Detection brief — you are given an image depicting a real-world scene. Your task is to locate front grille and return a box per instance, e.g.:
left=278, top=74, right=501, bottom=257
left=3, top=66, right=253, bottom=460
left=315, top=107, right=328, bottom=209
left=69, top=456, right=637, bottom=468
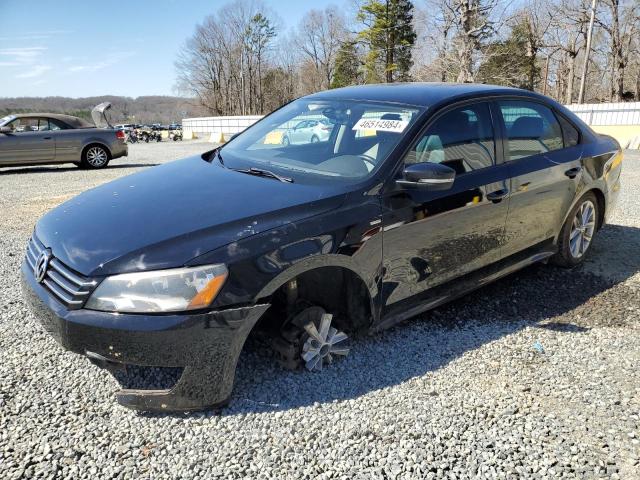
left=25, top=235, right=97, bottom=309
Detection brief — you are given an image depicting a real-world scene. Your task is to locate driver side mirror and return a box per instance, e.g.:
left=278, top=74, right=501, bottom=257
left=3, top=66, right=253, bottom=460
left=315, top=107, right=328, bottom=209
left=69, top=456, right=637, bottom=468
left=397, top=162, right=456, bottom=190
left=0, top=126, right=12, bottom=134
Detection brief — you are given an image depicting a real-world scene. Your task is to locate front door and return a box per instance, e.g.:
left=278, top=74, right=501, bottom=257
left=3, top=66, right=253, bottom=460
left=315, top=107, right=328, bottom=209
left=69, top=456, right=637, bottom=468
left=0, top=117, right=55, bottom=165
left=380, top=101, right=510, bottom=314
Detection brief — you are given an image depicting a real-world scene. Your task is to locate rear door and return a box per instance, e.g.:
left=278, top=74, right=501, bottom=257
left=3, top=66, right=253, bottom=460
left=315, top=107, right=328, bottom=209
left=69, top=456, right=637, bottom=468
left=380, top=101, right=511, bottom=312
left=496, top=99, right=582, bottom=257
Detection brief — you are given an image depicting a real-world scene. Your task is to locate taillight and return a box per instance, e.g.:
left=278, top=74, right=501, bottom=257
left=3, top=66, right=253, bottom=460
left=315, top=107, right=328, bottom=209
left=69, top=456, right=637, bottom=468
left=116, top=130, right=125, bottom=140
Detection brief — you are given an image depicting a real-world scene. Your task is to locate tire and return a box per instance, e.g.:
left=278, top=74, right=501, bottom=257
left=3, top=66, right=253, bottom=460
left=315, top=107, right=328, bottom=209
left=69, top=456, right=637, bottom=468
left=143, top=134, right=149, bottom=143
left=310, top=135, right=319, bottom=143
left=282, top=136, right=290, bottom=146
left=552, top=191, right=598, bottom=267
left=80, top=145, right=110, bottom=169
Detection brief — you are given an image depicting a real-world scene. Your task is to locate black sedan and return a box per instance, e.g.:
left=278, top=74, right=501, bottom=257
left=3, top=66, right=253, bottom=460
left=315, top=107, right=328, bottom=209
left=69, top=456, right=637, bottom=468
left=21, top=83, right=622, bottom=411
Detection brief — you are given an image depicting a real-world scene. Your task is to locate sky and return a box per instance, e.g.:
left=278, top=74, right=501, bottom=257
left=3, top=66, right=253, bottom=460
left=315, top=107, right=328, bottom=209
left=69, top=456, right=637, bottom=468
left=0, top=0, right=338, bottom=98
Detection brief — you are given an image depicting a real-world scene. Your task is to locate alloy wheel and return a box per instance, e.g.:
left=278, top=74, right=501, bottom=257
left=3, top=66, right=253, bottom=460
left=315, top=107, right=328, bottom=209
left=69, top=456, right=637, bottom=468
left=86, top=147, right=108, bottom=167
left=301, top=313, right=349, bottom=372
left=569, top=199, right=596, bottom=258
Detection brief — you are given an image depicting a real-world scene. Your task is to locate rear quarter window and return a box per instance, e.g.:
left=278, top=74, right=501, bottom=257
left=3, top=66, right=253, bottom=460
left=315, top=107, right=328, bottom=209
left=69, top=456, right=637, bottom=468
left=557, top=115, right=580, bottom=147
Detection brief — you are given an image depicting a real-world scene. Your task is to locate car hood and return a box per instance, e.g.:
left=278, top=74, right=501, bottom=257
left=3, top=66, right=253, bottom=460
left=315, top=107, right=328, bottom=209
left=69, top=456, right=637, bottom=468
left=35, top=156, right=348, bottom=276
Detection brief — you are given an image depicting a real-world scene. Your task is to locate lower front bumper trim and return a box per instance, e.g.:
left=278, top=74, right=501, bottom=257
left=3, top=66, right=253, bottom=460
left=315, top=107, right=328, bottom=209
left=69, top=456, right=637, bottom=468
left=116, top=365, right=231, bottom=412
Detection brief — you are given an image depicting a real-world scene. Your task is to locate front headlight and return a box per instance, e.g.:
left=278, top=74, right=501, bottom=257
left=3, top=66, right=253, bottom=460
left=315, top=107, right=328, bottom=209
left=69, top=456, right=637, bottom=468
left=85, top=264, right=228, bottom=313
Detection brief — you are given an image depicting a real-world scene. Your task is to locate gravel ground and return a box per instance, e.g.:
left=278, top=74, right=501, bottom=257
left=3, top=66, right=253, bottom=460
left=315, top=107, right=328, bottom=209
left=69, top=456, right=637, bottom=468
left=1, top=143, right=639, bottom=479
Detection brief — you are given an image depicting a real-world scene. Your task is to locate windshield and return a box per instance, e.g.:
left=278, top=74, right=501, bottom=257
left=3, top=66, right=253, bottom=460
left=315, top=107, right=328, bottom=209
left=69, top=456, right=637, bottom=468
left=221, top=99, right=424, bottom=183
left=0, top=115, right=16, bottom=127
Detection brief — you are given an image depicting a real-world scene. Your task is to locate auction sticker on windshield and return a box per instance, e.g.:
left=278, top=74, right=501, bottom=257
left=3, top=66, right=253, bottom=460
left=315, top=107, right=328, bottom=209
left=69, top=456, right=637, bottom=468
left=352, top=118, right=408, bottom=133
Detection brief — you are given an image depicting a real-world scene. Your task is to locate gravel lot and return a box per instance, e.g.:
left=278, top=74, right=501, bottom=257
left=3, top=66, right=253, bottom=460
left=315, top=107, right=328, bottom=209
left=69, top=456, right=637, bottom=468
left=1, top=142, right=639, bottom=479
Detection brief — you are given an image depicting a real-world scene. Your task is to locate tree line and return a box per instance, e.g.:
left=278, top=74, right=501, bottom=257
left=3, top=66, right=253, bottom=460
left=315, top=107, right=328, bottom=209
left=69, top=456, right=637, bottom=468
left=0, top=96, right=208, bottom=124
left=176, top=0, right=640, bottom=116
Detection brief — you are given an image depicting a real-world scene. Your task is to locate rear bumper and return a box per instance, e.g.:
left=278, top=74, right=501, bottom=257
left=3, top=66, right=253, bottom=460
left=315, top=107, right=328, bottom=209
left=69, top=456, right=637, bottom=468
left=111, top=142, right=128, bottom=159
left=21, top=261, right=269, bottom=411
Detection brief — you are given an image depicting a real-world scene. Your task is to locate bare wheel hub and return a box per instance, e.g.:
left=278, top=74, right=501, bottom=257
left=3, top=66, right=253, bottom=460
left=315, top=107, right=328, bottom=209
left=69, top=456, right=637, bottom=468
left=301, top=312, right=349, bottom=372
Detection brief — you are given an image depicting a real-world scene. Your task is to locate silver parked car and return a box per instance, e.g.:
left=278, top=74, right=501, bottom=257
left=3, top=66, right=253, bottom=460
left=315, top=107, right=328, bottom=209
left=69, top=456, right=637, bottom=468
left=0, top=103, right=127, bottom=169
left=281, top=118, right=333, bottom=146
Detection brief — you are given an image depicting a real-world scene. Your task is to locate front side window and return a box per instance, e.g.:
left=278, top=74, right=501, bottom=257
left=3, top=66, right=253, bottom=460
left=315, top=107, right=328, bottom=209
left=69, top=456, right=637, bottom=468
left=404, top=102, right=495, bottom=174
left=222, top=99, right=423, bottom=183
left=6, top=117, right=39, bottom=133
left=498, top=100, right=564, bottom=160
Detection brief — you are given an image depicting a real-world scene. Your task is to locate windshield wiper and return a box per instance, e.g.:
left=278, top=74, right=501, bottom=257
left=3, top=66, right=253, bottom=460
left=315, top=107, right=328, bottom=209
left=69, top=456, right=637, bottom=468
left=231, top=167, right=293, bottom=183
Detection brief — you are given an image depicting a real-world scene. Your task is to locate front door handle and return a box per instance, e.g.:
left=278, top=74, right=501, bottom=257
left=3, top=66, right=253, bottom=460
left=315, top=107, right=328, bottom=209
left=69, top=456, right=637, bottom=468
left=565, top=166, right=582, bottom=178
left=42, top=136, right=52, bottom=140
left=487, top=188, right=509, bottom=203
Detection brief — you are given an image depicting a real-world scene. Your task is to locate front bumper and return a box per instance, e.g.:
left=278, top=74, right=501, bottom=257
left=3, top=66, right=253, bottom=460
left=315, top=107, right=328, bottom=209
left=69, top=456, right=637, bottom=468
left=21, top=261, right=269, bottom=412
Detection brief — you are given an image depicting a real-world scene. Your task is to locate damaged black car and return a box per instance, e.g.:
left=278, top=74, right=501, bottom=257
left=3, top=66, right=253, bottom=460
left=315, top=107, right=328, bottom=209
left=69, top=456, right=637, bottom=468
left=22, top=83, right=622, bottom=411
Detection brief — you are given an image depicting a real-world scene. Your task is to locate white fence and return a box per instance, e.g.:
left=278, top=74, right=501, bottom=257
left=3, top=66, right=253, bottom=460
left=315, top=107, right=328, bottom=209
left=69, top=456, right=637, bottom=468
left=183, top=102, right=640, bottom=147
left=182, top=115, right=263, bottom=139
left=565, top=102, right=640, bottom=126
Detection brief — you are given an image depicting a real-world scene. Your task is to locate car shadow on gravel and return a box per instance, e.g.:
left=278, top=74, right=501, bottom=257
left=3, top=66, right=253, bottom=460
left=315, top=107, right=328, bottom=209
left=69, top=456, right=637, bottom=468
left=127, top=224, right=640, bottom=418
left=0, top=163, right=157, bottom=175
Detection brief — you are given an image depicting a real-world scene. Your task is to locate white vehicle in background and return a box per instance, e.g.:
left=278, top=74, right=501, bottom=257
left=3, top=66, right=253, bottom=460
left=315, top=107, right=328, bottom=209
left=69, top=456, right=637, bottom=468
left=281, top=118, right=333, bottom=146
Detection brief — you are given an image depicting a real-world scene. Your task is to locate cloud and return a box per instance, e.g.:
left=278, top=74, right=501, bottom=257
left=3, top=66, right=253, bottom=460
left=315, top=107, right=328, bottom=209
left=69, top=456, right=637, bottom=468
left=0, top=30, right=71, bottom=42
left=16, top=65, right=52, bottom=78
left=0, top=46, right=46, bottom=59
left=67, top=51, right=136, bottom=73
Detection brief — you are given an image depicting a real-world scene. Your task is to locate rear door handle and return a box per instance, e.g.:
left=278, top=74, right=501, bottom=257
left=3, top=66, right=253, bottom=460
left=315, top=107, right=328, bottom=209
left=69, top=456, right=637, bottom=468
left=487, top=188, right=509, bottom=203
left=565, top=166, right=582, bottom=178
left=42, top=136, right=52, bottom=140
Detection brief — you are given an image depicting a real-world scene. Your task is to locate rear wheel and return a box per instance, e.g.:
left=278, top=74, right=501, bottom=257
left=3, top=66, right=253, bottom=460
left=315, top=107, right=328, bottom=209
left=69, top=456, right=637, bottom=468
left=553, top=192, right=598, bottom=267
left=81, top=145, right=110, bottom=169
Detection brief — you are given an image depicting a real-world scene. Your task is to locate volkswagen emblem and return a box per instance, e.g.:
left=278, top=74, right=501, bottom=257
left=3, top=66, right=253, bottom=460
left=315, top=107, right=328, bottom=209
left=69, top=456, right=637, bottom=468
left=34, top=249, right=52, bottom=283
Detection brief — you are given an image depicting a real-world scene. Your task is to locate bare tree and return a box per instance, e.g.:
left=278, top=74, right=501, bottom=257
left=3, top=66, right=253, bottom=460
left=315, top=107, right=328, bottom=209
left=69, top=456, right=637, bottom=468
left=175, top=0, right=279, bottom=115
left=597, top=0, right=639, bottom=100
left=297, top=7, right=347, bottom=91
left=518, top=0, right=553, bottom=91
left=542, top=0, right=597, bottom=103
left=446, top=0, right=498, bottom=83
left=414, top=0, right=457, bottom=81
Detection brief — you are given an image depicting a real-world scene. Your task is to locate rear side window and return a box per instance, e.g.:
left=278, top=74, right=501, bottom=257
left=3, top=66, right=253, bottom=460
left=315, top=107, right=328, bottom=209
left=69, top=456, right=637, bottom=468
left=498, top=100, right=563, bottom=161
left=557, top=115, right=580, bottom=147
left=404, top=102, right=495, bottom=174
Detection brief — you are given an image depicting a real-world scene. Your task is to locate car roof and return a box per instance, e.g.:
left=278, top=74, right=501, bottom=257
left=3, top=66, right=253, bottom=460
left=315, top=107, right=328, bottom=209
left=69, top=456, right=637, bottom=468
left=9, top=112, right=94, bottom=128
left=306, top=82, right=542, bottom=108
